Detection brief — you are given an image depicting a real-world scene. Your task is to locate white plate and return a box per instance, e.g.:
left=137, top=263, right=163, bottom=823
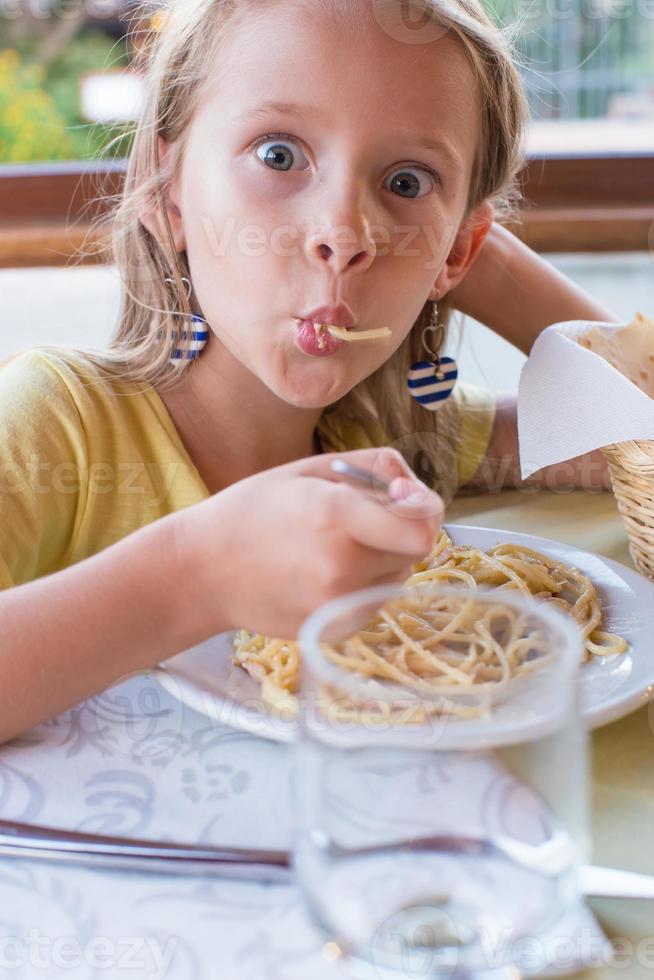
left=153, top=524, right=654, bottom=742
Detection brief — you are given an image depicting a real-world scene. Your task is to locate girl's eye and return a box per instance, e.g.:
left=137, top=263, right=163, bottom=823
left=386, top=168, right=437, bottom=199
left=254, top=136, right=310, bottom=172
left=252, top=136, right=438, bottom=197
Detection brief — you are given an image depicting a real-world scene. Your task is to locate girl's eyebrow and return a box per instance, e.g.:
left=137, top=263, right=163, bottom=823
left=404, top=134, right=461, bottom=169
left=235, top=100, right=322, bottom=122
left=236, top=101, right=461, bottom=168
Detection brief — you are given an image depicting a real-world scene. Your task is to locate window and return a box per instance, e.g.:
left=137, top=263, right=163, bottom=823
left=490, top=0, right=654, bottom=154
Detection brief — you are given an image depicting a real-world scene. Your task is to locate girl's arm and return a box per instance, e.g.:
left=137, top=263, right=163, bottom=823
left=0, top=514, right=211, bottom=746
left=0, top=447, right=442, bottom=745
left=460, top=392, right=611, bottom=494
left=449, top=223, right=622, bottom=354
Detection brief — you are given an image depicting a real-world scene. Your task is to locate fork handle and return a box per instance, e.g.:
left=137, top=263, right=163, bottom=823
left=3, top=819, right=654, bottom=899
left=0, top=818, right=292, bottom=882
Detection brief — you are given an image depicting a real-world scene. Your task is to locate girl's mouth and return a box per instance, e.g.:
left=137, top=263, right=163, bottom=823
left=293, top=319, right=348, bottom=357
left=292, top=317, right=392, bottom=357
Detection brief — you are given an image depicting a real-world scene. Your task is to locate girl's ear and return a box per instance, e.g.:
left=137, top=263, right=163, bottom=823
left=429, top=200, right=494, bottom=301
left=137, top=136, right=187, bottom=253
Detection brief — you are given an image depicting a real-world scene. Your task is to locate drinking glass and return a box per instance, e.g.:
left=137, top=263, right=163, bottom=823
left=293, top=582, right=588, bottom=980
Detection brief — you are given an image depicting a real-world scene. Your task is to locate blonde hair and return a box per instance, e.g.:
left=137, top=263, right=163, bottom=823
left=77, top=0, right=529, bottom=504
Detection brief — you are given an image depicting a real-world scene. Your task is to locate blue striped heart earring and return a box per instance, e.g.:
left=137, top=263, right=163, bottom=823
left=163, top=275, right=209, bottom=367
left=406, top=295, right=458, bottom=411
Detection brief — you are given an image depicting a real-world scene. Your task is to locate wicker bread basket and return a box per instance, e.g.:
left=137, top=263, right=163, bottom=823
left=602, top=440, right=654, bottom=579
left=577, top=313, right=654, bottom=581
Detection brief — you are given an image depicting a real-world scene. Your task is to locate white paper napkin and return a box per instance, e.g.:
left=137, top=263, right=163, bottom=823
left=517, top=319, right=654, bottom=480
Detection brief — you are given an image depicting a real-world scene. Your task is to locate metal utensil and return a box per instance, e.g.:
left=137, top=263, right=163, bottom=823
left=0, top=818, right=290, bottom=882
left=1, top=818, right=652, bottom=899
left=579, top=864, right=654, bottom=900
left=329, top=459, right=393, bottom=494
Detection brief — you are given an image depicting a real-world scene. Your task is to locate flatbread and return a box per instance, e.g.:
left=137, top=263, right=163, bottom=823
left=578, top=312, right=654, bottom=397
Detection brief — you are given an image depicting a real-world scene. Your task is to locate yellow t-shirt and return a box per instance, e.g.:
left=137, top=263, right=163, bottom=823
left=0, top=347, right=496, bottom=590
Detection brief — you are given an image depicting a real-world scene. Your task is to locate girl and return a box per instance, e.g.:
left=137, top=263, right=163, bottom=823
left=0, top=0, right=618, bottom=743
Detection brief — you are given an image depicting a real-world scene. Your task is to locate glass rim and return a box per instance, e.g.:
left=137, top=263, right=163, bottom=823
left=297, top=580, right=584, bottom=707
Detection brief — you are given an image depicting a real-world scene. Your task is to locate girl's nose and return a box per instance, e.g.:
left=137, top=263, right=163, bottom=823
left=308, top=238, right=373, bottom=274
left=304, top=188, right=378, bottom=275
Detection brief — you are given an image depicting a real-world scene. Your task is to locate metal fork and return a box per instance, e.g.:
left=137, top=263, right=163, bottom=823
left=1, top=817, right=653, bottom=899
left=329, top=458, right=393, bottom=494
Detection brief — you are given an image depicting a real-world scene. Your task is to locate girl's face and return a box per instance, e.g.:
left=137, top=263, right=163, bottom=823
left=160, top=0, right=491, bottom=409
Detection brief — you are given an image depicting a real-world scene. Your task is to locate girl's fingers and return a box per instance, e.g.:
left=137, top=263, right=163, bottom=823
left=388, top=476, right=429, bottom=501
left=290, top=445, right=443, bottom=558
left=297, top=446, right=417, bottom=489
left=334, top=481, right=443, bottom=557
left=298, top=447, right=442, bottom=519
left=353, top=545, right=418, bottom=582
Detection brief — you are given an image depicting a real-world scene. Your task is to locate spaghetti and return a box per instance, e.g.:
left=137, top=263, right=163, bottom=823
left=231, top=529, right=628, bottom=718
left=325, top=324, right=392, bottom=342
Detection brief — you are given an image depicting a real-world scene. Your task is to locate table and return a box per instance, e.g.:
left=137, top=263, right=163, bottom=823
left=0, top=489, right=651, bottom=980
left=449, top=489, right=654, bottom=980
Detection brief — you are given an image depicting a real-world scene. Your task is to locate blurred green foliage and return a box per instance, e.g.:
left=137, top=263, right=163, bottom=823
left=0, top=28, right=135, bottom=163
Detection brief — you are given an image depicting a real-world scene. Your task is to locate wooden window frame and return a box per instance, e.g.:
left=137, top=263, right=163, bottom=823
left=510, top=152, right=654, bottom=254
left=0, top=152, right=652, bottom=268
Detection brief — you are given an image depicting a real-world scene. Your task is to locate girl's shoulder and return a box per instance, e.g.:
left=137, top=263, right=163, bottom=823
left=0, top=346, right=89, bottom=434
left=0, top=346, right=204, bottom=590
left=1, top=344, right=103, bottom=400
left=0, top=345, right=156, bottom=428
left=0, top=345, right=169, bottom=487
left=0, top=347, right=104, bottom=590
left=0, top=344, right=141, bottom=393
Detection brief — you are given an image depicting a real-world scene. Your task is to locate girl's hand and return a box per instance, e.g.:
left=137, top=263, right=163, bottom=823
left=171, top=447, right=444, bottom=640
